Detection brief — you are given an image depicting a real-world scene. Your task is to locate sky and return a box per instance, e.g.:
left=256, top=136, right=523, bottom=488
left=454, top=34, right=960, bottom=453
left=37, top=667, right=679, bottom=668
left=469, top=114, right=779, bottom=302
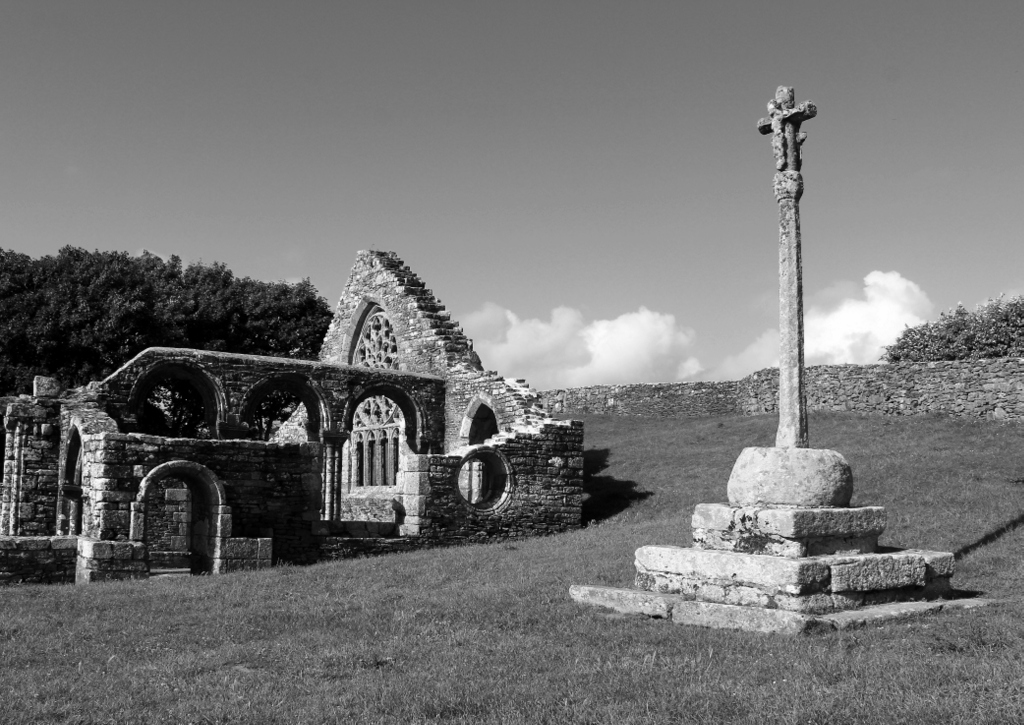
left=1, top=1, right=1022, bottom=389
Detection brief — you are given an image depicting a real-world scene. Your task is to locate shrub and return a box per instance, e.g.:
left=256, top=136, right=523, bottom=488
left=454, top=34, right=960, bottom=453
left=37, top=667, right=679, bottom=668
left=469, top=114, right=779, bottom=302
left=884, top=296, right=1024, bottom=362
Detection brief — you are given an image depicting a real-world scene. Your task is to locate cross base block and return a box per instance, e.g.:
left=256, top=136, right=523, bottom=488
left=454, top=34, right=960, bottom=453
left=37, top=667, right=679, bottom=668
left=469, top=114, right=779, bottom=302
left=691, top=503, right=887, bottom=558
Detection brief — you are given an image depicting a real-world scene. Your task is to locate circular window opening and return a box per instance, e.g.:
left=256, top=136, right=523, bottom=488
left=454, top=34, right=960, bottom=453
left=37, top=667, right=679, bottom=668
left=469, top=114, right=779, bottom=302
left=456, top=451, right=509, bottom=510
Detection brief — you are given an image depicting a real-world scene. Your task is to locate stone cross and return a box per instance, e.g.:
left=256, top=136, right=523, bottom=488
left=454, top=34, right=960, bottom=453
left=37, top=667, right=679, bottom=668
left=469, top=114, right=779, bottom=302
left=758, top=86, right=817, bottom=449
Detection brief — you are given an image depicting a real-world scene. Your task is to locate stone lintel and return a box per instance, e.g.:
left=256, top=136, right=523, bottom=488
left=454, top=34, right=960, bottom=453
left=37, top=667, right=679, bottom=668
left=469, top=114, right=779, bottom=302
left=692, top=503, right=887, bottom=539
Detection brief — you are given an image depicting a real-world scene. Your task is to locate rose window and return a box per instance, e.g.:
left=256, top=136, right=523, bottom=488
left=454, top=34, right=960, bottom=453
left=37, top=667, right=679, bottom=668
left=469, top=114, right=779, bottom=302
left=354, top=310, right=399, bottom=369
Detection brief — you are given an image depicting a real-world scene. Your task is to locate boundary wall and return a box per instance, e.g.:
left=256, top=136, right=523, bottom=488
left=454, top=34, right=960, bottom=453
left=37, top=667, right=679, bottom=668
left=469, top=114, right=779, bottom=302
left=540, top=358, right=1024, bottom=422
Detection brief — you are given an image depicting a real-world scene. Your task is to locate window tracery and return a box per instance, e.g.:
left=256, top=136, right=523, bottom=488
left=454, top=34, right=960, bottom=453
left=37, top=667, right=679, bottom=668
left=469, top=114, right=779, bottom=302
left=348, top=395, right=404, bottom=488
left=353, top=309, right=399, bottom=370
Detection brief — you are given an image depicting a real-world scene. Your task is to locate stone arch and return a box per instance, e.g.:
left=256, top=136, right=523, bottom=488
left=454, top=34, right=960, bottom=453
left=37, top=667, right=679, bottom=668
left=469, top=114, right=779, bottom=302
left=127, top=361, right=226, bottom=439
left=459, top=395, right=501, bottom=446
left=130, top=461, right=229, bottom=574
left=343, top=384, right=423, bottom=453
left=58, top=426, right=85, bottom=535
left=238, top=373, right=329, bottom=441
left=347, top=299, right=401, bottom=370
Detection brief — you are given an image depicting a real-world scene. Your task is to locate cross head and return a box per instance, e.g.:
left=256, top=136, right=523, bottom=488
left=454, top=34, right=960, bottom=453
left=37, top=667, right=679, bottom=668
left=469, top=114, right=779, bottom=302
left=757, top=86, right=817, bottom=172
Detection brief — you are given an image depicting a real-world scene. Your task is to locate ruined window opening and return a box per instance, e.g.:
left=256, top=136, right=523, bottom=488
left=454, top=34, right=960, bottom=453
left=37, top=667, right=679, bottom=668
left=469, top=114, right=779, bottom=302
left=467, top=405, right=499, bottom=445
left=250, top=388, right=304, bottom=441
left=348, top=395, right=404, bottom=488
left=456, top=451, right=509, bottom=510
left=137, top=377, right=212, bottom=439
left=60, top=432, right=85, bottom=535
left=353, top=308, right=399, bottom=369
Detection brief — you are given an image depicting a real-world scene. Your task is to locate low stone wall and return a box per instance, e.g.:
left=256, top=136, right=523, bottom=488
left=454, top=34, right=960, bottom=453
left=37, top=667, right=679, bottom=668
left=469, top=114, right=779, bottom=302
left=541, top=358, right=1024, bottom=422
left=0, top=536, right=78, bottom=584
left=543, top=381, right=739, bottom=418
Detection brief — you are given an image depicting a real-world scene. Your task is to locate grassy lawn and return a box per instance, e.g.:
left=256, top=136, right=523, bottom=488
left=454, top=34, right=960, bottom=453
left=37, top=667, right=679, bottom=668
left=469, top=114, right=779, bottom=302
left=2, top=412, right=1023, bottom=724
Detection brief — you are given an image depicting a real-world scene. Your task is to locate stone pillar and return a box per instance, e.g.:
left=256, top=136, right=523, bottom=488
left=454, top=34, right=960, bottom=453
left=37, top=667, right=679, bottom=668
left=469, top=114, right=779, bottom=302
left=774, top=170, right=807, bottom=448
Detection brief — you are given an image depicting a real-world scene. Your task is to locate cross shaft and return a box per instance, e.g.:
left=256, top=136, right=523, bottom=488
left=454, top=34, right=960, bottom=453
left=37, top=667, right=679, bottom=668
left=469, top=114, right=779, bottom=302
left=758, top=86, right=816, bottom=449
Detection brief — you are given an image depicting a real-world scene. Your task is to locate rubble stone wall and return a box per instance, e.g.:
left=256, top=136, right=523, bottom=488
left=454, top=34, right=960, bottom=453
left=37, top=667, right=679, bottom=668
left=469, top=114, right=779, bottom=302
left=80, top=432, right=321, bottom=564
left=540, top=358, right=1024, bottom=422
left=0, top=535, right=77, bottom=584
left=2, top=398, right=62, bottom=535
left=542, top=381, right=741, bottom=419
left=414, top=421, right=585, bottom=542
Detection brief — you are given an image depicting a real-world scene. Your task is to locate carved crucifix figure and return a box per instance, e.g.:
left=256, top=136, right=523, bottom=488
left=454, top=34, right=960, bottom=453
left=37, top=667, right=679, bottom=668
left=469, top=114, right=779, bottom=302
left=758, top=86, right=816, bottom=449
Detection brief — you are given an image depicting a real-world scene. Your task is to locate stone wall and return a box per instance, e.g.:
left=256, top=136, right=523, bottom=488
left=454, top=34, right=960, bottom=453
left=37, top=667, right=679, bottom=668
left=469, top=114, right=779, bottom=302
left=79, top=432, right=321, bottom=564
left=319, top=250, right=481, bottom=379
left=542, top=381, right=740, bottom=419
left=414, top=421, right=585, bottom=542
left=0, top=535, right=77, bottom=584
left=540, top=358, right=1024, bottom=422
left=2, top=397, right=61, bottom=535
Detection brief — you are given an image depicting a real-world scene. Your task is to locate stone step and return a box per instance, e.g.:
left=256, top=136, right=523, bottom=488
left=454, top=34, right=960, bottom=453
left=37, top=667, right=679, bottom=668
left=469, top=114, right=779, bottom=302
left=149, top=568, right=192, bottom=578
left=569, top=584, right=993, bottom=635
left=634, top=545, right=955, bottom=615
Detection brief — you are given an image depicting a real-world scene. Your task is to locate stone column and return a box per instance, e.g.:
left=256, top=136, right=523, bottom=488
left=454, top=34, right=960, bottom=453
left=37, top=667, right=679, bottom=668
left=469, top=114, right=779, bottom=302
left=774, top=170, right=807, bottom=448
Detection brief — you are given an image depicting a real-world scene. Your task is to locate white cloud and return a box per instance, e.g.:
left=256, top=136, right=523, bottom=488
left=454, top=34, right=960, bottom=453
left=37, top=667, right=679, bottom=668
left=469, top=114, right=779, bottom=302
left=706, top=270, right=933, bottom=380
left=805, top=270, right=933, bottom=365
left=462, top=303, right=702, bottom=389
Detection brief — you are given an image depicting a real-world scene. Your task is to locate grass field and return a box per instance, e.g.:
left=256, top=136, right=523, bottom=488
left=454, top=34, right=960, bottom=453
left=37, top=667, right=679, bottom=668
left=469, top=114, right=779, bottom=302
left=2, top=412, right=1023, bottom=724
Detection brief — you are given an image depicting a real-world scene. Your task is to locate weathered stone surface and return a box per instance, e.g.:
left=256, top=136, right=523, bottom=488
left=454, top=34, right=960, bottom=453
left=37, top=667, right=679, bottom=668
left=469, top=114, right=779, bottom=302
left=727, top=447, right=853, bottom=507
left=692, top=503, right=885, bottom=557
left=570, top=583, right=992, bottom=634
left=568, top=584, right=685, bottom=618
left=672, top=600, right=821, bottom=634
left=635, top=545, right=830, bottom=595
left=33, top=376, right=62, bottom=398
left=695, top=504, right=883, bottom=538
left=820, top=598, right=993, bottom=631
left=827, top=551, right=926, bottom=591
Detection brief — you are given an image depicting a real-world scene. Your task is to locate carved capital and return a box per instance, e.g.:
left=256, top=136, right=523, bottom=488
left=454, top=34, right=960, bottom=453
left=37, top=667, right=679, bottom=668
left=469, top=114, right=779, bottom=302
left=773, top=171, right=803, bottom=202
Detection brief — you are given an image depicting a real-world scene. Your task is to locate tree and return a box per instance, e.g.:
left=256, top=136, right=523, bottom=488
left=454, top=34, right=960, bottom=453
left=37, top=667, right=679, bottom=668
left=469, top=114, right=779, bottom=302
left=883, top=296, right=1024, bottom=363
left=0, top=247, right=333, bottom=395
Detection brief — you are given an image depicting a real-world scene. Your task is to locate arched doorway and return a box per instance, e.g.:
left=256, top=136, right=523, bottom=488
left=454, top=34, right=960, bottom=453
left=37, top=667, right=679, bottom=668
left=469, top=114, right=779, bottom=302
left=131, top=461, right=228, bottom=575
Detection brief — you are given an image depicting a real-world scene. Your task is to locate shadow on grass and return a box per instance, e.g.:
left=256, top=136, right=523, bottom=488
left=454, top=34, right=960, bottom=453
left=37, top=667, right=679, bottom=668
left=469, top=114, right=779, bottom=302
left=954, top=511, right=1024, bottom=561
left=582, top=448, right=653, bottom=525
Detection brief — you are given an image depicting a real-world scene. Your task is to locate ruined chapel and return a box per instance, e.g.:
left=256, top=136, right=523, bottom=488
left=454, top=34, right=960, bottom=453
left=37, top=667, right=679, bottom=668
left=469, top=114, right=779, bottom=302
left=0, top=251, right=585, bottom=583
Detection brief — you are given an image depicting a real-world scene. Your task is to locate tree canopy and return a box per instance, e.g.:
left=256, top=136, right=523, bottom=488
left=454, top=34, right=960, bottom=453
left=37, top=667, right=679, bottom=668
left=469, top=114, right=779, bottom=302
left=0, top=247, right=333, bottom=395
left=883, top=296, right=1024, bottom=363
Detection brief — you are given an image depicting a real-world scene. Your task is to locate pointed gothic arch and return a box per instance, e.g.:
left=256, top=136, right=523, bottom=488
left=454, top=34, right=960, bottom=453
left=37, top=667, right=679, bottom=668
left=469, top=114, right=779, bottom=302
left=347, top=300, right=400, bottom=370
